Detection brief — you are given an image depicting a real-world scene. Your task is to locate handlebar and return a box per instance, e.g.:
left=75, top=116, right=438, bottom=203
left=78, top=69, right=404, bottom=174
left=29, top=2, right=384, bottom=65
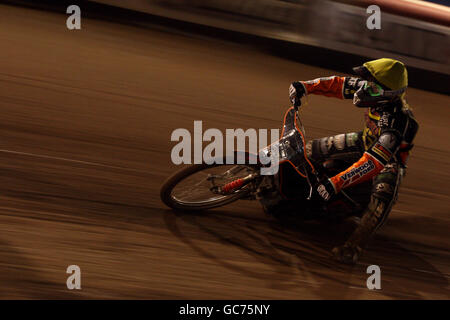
left=293, top=98, right=302, bottom=111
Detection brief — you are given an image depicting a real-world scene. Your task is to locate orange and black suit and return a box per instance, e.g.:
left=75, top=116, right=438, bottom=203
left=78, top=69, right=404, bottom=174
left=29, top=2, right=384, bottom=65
left=301, top=76, right=419, bottom=251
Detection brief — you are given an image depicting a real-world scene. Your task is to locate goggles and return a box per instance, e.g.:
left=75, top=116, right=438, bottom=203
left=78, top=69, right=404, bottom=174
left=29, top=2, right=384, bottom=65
left=364, top=82, right=384, bottom=97
left=353, top=81, right=407, bottom=108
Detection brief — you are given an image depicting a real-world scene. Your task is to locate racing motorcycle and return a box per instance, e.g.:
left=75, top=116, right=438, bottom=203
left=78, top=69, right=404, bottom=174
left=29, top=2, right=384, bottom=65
left=160, top=105, right=371, bottom=221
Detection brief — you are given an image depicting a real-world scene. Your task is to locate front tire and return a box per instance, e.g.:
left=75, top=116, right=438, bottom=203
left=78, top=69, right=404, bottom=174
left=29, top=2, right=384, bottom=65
left=160, top=152, right=259, bottom=211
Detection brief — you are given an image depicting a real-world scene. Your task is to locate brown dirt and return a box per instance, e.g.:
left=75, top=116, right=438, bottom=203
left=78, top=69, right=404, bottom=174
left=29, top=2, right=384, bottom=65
left=0, top=4, right=448, bottom=299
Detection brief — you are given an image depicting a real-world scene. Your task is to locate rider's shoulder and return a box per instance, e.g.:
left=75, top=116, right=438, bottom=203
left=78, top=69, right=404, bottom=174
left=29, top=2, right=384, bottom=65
left=385, top=99, right=416, bottom=120
left=397, top=99, right=419, bottom=130
left=388, top=99, right=419, bottom=140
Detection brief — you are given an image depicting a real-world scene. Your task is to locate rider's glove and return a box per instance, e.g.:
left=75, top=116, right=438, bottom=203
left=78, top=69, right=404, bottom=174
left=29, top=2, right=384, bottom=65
left=289, top=81, right=306, bottom=108
left=315, top=178, right=336, bottom=202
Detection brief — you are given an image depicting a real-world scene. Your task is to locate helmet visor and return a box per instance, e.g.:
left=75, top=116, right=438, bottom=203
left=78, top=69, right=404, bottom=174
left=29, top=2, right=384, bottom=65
left=364, top=82, right=384, bottom=97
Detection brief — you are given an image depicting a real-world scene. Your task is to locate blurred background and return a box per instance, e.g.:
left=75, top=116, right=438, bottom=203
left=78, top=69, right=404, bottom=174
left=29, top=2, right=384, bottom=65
left=8, top=0, right=448, bottom=92
left=0, top=0, right=448, bottom=299
left=91, top=0, right=450, bottom=92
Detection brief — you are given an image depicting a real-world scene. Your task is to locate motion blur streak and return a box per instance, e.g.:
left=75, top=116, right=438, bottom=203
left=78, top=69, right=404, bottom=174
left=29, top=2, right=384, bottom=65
left=0, top=4, right=448, bottom=299
left=0, top=149, right=151, bottom=173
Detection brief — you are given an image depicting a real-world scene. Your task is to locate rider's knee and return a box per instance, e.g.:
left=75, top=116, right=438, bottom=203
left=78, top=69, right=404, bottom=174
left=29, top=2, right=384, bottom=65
left=308, top=132, right=362, bottom=163
left=372, top=182, right=396, bottom=203
left=372, top=163, right=400, bottom=203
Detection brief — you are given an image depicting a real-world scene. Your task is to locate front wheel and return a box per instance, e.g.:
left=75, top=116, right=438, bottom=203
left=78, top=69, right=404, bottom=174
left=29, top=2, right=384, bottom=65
left=160, top=152, right=260, bottom=211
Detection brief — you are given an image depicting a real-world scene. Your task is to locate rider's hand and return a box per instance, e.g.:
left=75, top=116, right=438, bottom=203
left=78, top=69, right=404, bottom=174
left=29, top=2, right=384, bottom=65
left=289, top=81, right=306, bottom=109
left=314, top=178, right=336, bottom=202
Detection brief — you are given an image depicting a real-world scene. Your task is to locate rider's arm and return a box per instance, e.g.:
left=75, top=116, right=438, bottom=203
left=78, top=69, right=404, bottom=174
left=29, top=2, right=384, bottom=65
left=300, top=76, right=364, bottom=100
left=329, top=130, right=401, bottom=193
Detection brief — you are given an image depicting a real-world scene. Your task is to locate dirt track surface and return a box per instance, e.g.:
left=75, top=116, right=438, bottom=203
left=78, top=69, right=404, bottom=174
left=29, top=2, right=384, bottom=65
left=0, top=4, right=449, bottom=299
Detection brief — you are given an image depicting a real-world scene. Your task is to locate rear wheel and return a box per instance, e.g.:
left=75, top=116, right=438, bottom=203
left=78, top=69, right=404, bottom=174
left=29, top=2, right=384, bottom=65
left=160, top=153, right=260, bottom=211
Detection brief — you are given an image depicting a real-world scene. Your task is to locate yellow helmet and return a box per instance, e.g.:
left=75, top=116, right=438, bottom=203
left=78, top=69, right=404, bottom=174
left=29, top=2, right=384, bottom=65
left=352, top=58, right=408, bottom=107
left=362, top=58, right=408, bottom=91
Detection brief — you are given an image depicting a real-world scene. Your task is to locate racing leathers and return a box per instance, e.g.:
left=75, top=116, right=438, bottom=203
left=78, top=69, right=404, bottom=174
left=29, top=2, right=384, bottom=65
left=297, top=75, right=419, bottom=263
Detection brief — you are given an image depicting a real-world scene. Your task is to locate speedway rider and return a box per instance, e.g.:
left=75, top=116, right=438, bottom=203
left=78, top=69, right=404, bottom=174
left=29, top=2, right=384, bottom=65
left=289, top=58, right=419, bottom=264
